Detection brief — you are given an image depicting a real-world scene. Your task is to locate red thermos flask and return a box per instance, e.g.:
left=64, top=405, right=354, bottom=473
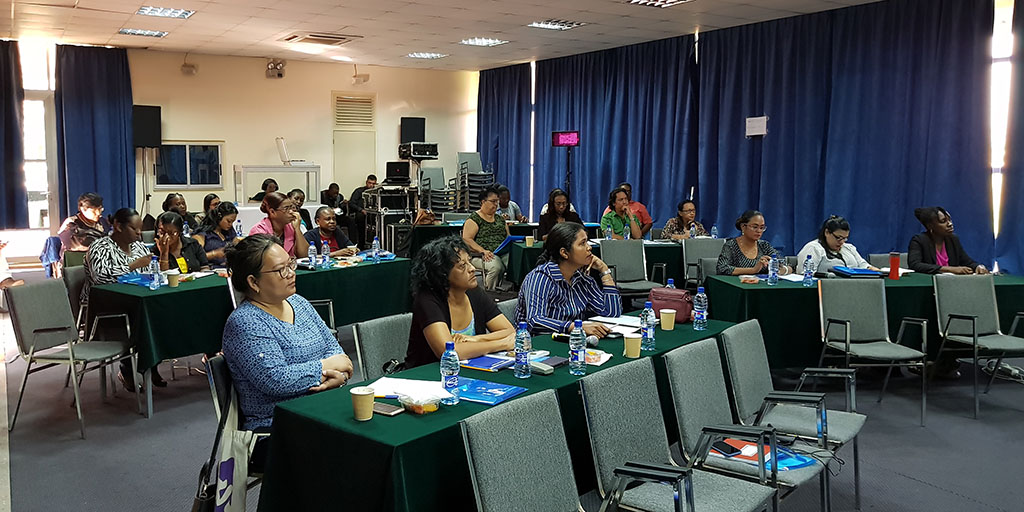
left=889, top=252, right=900, bottom=280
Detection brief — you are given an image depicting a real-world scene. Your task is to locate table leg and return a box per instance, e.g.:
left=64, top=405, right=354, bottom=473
left=144, top=368, right=153, bottom=418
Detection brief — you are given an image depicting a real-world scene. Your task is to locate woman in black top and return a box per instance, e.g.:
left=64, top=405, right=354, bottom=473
left=153, top=211, right=211, bottom=273
left=162, top=193, right=197, bottom=231
left=251, top=178, right=278, bottom=203
left=58, top=192, right=111, bottom=251
left=287, top=189, right=313, bottom=231
left=193, top=202, right=238, bottom=267
left=537, top=188, right=583, bottom=240
left=405, top=236, right=515, bottom=369
left=908, top=206, right=987, bottom=275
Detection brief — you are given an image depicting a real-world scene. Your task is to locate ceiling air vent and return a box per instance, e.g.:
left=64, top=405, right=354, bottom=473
left=280, top=32, right=361, bottom=46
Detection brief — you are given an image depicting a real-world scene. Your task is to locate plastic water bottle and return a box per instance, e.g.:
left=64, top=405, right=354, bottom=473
left=711, top=225, right=719, bottom=239
left=568, top=320, right=586, bottom=376
left=321, top=241, right=331, bottom=268
left=640, top=301, right=656, bottom=351
left=693, top=286, right=708, bottom=331
left=689, top=224, right=696, bottom=239
left=148, top=256, right=161, bottom=290
left=234, top=219, right=243, bottom=237
left=802, top=254, right=816, bottom=287
left=767, top=254, right=779, bottom=286
left=182, top=221, right=191, bottom=238
left=514, top=322, right=531, bottom=379
left=371, top=236, right=381, bottom=264
left=666, top=278, right=676, bottom=289
left=605, top=226, right=613, bottom=240
left=623, top=226, right=630, bottom=240
left=307, top=244, right=317, bottom=271
left=440, top=341, right=460, bottom=405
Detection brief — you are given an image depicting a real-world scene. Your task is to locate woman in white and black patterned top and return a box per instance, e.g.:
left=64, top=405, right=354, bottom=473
left=716, top=210, right=792, bottom=276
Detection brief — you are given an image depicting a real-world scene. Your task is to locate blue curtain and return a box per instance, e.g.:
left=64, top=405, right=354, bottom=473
left=0, top=41, right=27, bottom=229
left=823, top=0, right=994, bottom=263
left=698, top=15, right=833, bottom=254
left=55, top=45, right=135, bottom=218
left=997, top=1, right=1024, bottom=273
left=534, top=35, right=699, bottom=224
left=477, top=64, right=531, bottom=213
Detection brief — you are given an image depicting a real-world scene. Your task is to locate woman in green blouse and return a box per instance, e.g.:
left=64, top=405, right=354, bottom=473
left=462, top=185, right=511, bottom=290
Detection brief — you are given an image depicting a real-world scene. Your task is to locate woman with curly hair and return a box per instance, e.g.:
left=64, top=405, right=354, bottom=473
left=404, top=235, right=515, bottom=369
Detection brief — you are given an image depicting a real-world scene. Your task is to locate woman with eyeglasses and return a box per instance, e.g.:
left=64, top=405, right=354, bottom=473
left=58, top=192, right=111, bottom=252
left=716, top=210, right=791, bottom=276
left=537, top=188, right=582, bottom=240
left=661, top=199, right=707, bottom=240
left=153, top=211, right=211, bottom=273
left=462, top=185, right=511, bottom=290
left=908, top=206, right=988, bottom=275
left=796, top=215, right=876, bottom=272
left=222, top=234, right=353, bottom=472
left=248, top=191, right=310, bottom=258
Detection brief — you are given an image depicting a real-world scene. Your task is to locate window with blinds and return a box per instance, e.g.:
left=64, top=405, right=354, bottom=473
left=333, top=93, right=375, bottom=130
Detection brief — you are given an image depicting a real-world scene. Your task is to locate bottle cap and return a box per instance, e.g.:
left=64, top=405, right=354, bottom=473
left=445, top=341, right=454, bottom=350
left=667, top=278, right=674, bottom=284
left=806, top=254, right=812, bottom=259
left=645, top=301, right=652, bottom=307
left=151, top=255, right=158, bottom=260
left=697, top=286, right=705, bottom=293
left=574, top=319, right=583, bottom=328
left=518, top=321, right=527, bottom=330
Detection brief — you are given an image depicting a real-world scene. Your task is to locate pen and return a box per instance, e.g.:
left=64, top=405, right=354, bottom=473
left=376, top=394, right=399, bottom=399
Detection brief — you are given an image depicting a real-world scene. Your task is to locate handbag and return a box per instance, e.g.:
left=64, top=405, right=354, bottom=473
left=192, top=393, right=252, bottom=512
left=647, top=286, right=693, bottom=322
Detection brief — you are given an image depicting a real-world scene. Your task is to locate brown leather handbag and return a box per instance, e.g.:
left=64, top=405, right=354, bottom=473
left=647, top=286, right=693, bottom=322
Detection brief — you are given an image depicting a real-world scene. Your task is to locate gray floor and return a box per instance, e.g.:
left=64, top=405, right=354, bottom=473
left=3, top=308, right=1024, bottom=511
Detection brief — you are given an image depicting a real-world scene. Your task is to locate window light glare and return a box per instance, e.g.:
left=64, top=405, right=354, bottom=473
left=460, top=38, right=509, bottom=47
left=528, top=20, right=586, bottom=31
left=407, top=52, right=448, bottom=59
left=119, top=28, right=168, bottom=37
left=136, top=6, right=195, bottom=19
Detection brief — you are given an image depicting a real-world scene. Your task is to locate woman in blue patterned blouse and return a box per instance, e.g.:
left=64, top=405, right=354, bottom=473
left=222, top=234, right=353, bottom=471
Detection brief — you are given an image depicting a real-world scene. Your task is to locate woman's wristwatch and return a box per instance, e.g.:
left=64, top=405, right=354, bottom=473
left=600, top=269, right=613, bottom=278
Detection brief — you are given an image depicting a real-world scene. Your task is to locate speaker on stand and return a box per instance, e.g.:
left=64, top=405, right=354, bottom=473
left=133, top=105, right=162, bottom=216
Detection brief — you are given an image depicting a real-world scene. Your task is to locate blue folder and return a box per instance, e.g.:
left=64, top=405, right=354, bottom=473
left=455, top=377, right=527, bottom=406
left=493, top=236, right=526, bottom=256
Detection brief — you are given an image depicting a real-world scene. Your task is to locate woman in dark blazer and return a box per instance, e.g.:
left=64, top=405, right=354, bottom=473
left=907, top=206, right=988, bottom=275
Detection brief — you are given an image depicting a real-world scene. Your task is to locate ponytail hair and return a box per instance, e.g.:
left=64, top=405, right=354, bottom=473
left=537, top=222, right=585, bottom=266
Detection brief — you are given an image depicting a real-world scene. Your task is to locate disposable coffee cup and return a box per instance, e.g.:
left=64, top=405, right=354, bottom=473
left=351, top=386, right=375, bottom=421
left=525, top=235, right=535, bottom=247
left=624, top=336, right=642, bottom=358
left=660, top=309, right=676, bottom=331
left=168, top=274, right=180, bottom=288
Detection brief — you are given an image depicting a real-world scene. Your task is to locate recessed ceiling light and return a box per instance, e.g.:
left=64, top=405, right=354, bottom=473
left=460, top=37, right=509, bottom=47
left=331, top=55, right=354, bottom=62
left=289, top=43, right=325, bottom=55
left=628, top=0, right=695, bottom=7
left=119, top=28, right=168, bottom=37
left=136, top=6, right=195, bottom=19
left=528, top=19, right=587, bottom=31
left=407, top=52, right=448, bottom=59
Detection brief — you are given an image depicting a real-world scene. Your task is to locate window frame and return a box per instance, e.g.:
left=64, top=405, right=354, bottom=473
left=153, top=140, right=225, bottom=190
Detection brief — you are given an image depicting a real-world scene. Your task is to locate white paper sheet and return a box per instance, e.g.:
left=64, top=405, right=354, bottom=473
left=779, top=274, right=806, bottom=283
left=367, top=376, right=453, bottom=400
left=880, top=267, right=915, bottom=276
left=590, top=315, right=642, bottom=328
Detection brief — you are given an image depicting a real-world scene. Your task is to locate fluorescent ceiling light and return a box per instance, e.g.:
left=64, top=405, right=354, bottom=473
left=289, top=43, right=325, bottom=55
left=528, top=19, right=586, bottom=31
left=119, top=28, right=168, bottom=37
left=136, top=6, right=195, bottom=19
left=460, top=37, right=509, bottom=47
left=628, top=0, right=695, bottom=7
left=407, top=52, right=448, bottom=59
left=331, top=55, right=354, bottom=62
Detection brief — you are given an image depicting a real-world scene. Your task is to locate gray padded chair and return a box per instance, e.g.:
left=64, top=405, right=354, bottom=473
left=664, top=339, right=831, bottom=511
left=63, top=265, right=89, bottom=333
left=599, top=239, right=665, bottom=298
left=141, top=230, right=156, bottom=244
left=933, top=274, right=1024, bottom=419
left=460, top=390, right=584, bottom=512
left=683, top=238, right=726, bottom=289
left=785, top=256, right=798, bottom=270
left=205, top=354, right=268, bottom=487
left=225, top=272, right=246, bottom=310
left=442, top=212, right=472, bottom=223
left=651, top=228, right=663, bottom=240
left=353, top=312, right=414, bottom=382
left=496, top=299, right=517, bottom=323
left=5, top=279, right=140, bottom=439
left=818, top=279, right=928, bottom=425
left=867, top=252, right=908, bottom=269
left=307, top=298, right=339, bottom=340
left=720, top=320, right=866, bottom=510
left=698, top=257, right=718, bottom=287
left=579, top=358, right=776, bottom=512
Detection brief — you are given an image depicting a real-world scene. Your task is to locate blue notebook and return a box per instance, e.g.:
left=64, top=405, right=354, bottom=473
left=356, top=250, right=397, bottom=261
left=461, top=355, right=514, bottom=372
left=456, top=377, right=527, bottom=406
left=116, top=272, right=159, bottom=288
left=832, top=266, right=883, bottom=278
left=493, top=236, right=526, bottom=256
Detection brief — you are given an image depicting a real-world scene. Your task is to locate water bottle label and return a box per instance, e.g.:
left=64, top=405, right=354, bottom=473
left=695, top=311, right=706, bottom=322
left=571, top=349, right=584, bottom=362
left=443, top=375, right=459, bottom=389
left=515, top=351, right=529, bottom=365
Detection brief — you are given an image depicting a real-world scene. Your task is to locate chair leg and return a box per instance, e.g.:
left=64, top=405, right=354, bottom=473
left=820, top=464, right=832, bottom=512
left=69, top=362, right=86, bottom=439
left=973, top=343, right=979, bottom=420
left=812, top=343, right=828, bottom=392
left=130, top=354, right=143, bottom=416
left=984, top=355, right=1004, bottom=394
left=853, top=436, right=861, bottom=510
left=877, top=364, right=894, bottom=403
left=9, top=359, right=33, bottom=433
left=99, top=365, right=108, bottom=402
left=920, top=358, right=927, bottom=427
left=63, top=366, right=71, bottom=388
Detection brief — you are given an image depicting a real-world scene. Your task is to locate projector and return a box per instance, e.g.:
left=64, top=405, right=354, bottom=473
left=398, top=142, right=438, bottom=160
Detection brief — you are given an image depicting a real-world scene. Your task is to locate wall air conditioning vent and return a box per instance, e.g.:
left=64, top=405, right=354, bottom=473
left=281, top=32, right=361, bottom=46
left=333, top=94, right=375, bottom=129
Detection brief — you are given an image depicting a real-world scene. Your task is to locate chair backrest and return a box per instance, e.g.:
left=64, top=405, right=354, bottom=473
left=63, top=250, right=86, bottom=268
left=598, top=239, right=647, bottom=282
left=442, top=212, right=472, bottom=223
left=5, top=279, right=78, bottom=355
left=698, top=257, right=717, bottom=286
left=819, top=279, right=890, bottom=342
left=785, top=256, right=798, bottom=270
left=141, top=230, right=156, bottom=243
left=663, top=339, right=737, bottom=456
left=579, top=358, right=673, bottom=496
left=461, top=390, right=581, bottom=512
left=205, top=354, right=233, bottom=421
left=651, top=228, right=663, bottom=240
left=353, top=312, right=414, bottom=381
left=496, top=299, right=517, bottom=323
left=719, top=320, right=776, bottom=422
left=307, top=299, right=336, bottom=329
left=62, top=265, right=88, bottom=322
left=225, top=273, right=245, bottom=310
left=934, top=274, right=1000, bottom=336
left=868, top=252, right=908, bottom=269
left=683, top=238, right=726, bottom=280
left=421, top=167, right=445, bottom=191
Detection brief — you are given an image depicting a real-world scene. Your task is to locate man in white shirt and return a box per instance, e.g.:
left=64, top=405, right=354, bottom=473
left=496, top=185, right=527, bottom=223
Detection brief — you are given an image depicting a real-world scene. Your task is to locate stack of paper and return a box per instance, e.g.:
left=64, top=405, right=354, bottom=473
left=367, top=376, right=452, bottom=400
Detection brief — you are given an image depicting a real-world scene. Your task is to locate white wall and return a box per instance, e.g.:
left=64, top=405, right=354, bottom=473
left=128, top=50, right=478, bottom=216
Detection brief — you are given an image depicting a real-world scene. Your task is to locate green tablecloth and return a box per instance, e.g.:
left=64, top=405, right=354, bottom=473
left=88, top=259, right=413, bottom=371
left=703, top=273, right=1024, bottom=369
left=507, top=241, right=685, bottom=286
left=258, top=319, right=733, bottom=512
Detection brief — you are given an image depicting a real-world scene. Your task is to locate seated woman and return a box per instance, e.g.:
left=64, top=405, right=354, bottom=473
left=537, top=188, right=582, bottom=240
left=599, top=187, right=642, bottom=240
left=83, top=208, right=155, bottom=388
left=405, top=236, right=516, bottom=369
left=192, top=202, right=238, bottom=267
left=58, top=192, right=111, bottom=252
left=462, top=185, right=510, bottom=290
left=0, top=241, right=24, bottom=290
left=161, top=193, right=197, bottom=232
left=908, top=206, right=988, bottom=275
left=222, top=235, right=353, bottom=471
left=303, top=207, right=358, bottom=258
left=153, top=211, right=211, bottom=273
left=250, top=178, right=278, bottom=203
left=287, top=188, right=313, bottom=232
left=248, top=192, right=310, bottom=258
left=716, top=210, right=791, bottom=276
left=796, top=215, right=875, bottom=272
left=662, top=200, right=707, bottom=240
left=196, top=193, right=221, bottom=224
left=515, top=222, right=620, bottom=338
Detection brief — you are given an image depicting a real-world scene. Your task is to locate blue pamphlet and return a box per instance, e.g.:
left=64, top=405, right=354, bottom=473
left=456, top=377, right=527, bottom=406
left=116, top=272, right=158, bottom=288
left=356, top=250, right=397, bottom=261
left=832, top=266, right=883, bottom=278
left=493, top=236, right=526, bottom=256
left=461, top=356, right=514, bottom=372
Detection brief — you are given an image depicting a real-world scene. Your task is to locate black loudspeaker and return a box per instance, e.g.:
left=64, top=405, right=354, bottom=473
left=400, top=117, right=425, bottom=144
left=133, top=105, right=162, bottom=147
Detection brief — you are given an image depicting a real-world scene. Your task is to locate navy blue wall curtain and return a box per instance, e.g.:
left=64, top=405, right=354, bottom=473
left=698, top=15, right=833, bottom=254
left=823, top=0, right=994, bottom=263
left=477, top=63, right=531, bottom=210
left=997, top=1, right=1024, bottom=273
left=0, top=41, right=28, bottom=229
left=534, top=35, right=698, bottom=223
left=55, top=45, right=135, bottom=218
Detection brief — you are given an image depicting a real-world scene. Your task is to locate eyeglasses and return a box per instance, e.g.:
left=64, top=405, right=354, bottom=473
left=829, top=232, right=849, bottom=242
left=261, top=258, right=297, bottom=279
left=680, top=209, right=696, bottom=214
left=744, top=224, right=767, bottom=232
left=279, top=204, right=297, bottom=212
left=483, top=198, right=500, bottom=205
